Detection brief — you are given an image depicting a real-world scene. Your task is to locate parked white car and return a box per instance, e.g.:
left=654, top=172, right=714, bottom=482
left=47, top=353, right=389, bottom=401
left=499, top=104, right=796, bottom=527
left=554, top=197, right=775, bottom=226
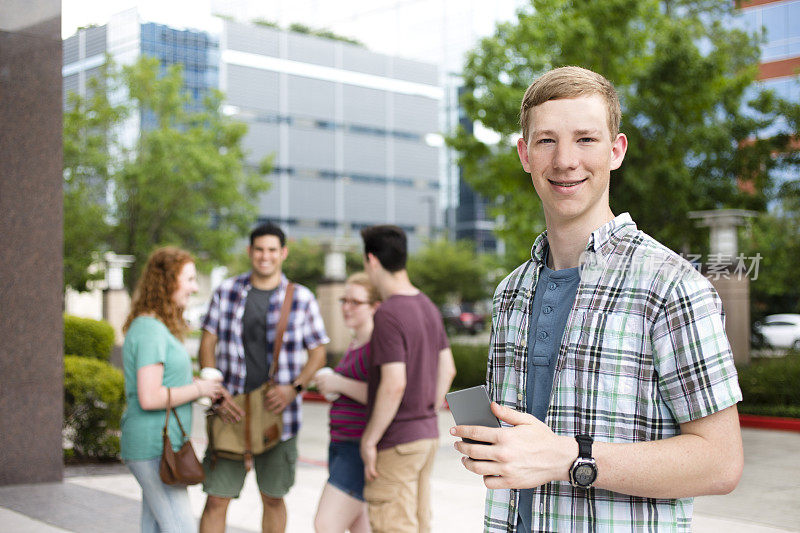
left=755, top=314, right=800, bottom=350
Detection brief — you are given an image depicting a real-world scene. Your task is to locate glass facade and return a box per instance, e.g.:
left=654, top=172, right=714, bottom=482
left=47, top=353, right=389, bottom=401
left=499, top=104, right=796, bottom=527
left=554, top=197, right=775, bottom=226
left=737, top=0, right=800, bottom=62
left=139, top=22, right=218, bottom=128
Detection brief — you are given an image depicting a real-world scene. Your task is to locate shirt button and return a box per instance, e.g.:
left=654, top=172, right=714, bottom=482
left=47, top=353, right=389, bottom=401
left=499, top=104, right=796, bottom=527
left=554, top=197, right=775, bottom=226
left=543, top=305, right=552, bottom=314
left=537, top=331, right=548, bottom=340
left=548, top=282, right=557, bottom=290
left=517, top=393, right=524, bottom=402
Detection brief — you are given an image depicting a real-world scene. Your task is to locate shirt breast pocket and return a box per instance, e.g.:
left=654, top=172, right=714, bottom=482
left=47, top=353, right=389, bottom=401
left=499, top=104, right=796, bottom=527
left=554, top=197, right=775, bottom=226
left=571, top=311, right=655, bottom=440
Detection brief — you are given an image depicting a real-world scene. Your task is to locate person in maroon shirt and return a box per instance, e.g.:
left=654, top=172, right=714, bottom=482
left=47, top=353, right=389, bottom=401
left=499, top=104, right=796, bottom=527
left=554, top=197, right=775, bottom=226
left=359, top=225, right=457, bottom=533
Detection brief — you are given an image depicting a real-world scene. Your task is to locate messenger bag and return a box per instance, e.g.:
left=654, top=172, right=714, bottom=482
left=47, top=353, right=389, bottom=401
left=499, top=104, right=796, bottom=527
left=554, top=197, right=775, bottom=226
left=206, top=282, right=295, bottom=471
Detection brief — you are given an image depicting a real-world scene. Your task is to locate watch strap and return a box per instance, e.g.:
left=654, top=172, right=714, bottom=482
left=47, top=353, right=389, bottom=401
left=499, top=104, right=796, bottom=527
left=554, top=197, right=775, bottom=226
left=576, top=434, right=593, bottom=458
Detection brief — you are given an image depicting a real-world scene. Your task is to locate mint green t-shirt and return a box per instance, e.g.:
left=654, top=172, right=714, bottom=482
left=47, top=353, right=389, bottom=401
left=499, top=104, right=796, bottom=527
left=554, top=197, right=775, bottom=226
left=120, top=316, right=193, bottom=461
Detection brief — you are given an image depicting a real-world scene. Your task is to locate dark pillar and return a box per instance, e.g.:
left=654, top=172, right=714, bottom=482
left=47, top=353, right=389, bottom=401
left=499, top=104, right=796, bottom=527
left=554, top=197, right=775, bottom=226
left=0, top=0, right=64, bottom=485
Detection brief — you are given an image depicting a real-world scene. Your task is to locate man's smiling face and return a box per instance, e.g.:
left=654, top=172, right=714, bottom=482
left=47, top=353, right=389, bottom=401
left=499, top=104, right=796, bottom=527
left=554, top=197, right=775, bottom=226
left=517, top=94, right=627, bottom=229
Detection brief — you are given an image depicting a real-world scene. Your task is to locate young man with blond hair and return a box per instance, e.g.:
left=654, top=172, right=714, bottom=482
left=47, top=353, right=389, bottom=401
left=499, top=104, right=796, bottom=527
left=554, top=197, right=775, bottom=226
left=451, top=66, right=743, bottom=532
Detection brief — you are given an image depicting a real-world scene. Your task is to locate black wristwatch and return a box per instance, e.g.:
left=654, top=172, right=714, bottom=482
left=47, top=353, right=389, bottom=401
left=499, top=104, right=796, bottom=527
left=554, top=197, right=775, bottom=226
left=569, top=434, right=597, bottom=489
left=293, top=382, right=304, bottom=394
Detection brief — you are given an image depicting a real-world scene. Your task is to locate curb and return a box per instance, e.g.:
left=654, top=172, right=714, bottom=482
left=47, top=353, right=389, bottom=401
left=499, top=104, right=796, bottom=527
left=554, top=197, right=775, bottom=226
left=739, top=414, right=800, bottom=432
left=302, top=391, right=328, bottom=403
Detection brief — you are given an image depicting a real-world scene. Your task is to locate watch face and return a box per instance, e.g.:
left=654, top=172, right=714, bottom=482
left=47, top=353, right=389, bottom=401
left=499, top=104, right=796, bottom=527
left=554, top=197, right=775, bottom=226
left=574, top=464, right=596, bottom=486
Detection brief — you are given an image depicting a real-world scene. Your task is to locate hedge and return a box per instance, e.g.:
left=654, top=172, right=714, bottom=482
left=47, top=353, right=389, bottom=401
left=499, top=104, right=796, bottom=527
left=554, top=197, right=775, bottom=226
left=63, top=355, right=125, bottom=460
left=64, top=314, right=115, bottom=361
left=737, top=350, right=800, bottom=419
left=451, top=343, right=489, bottom=390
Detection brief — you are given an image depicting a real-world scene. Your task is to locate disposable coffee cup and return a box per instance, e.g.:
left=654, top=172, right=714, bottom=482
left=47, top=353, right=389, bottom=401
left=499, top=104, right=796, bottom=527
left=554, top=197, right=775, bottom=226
left=198, top=367, right=224, bottom=405
left=200, top=367, right=223, bottom=382
left=313, top=367, right=340, bottom=402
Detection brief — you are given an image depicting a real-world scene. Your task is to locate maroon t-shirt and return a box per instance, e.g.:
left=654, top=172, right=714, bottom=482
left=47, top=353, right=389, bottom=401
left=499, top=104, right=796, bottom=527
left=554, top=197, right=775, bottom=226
left=367, top=292, right=449, bottom=450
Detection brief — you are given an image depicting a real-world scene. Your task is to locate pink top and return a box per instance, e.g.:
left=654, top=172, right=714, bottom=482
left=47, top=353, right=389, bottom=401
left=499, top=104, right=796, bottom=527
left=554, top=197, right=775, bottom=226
left=328, top=342, right=370, bottom=442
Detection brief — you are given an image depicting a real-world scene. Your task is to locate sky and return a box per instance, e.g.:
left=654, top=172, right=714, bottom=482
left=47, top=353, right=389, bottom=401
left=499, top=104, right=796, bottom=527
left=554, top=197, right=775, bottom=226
left=62, top=0, right=522, bottom=69
left=62, top=0, right=218, bottom=38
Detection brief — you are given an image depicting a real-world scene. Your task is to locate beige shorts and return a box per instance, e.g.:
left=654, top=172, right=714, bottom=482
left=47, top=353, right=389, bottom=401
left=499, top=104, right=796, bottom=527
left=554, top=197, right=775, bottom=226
left=363, top=438, right=438, bottom=533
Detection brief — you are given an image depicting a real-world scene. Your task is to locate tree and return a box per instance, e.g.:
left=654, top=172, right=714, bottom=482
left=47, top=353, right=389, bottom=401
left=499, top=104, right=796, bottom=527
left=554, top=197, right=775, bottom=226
left=63, top=63, right=126, bottom=291
left=407, top=239, right=497, bottom=307
left=450, top=0, right=791, bottom=263
left=228, top=238, right=364, bottom=293
left=741, top=211, right=800, bottom=321
left=63, top=56, right=271, bottom=288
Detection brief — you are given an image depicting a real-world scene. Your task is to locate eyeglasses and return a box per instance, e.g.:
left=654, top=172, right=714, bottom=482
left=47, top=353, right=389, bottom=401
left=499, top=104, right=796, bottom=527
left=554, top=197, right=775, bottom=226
left=339, top=297, right=370, bottom=306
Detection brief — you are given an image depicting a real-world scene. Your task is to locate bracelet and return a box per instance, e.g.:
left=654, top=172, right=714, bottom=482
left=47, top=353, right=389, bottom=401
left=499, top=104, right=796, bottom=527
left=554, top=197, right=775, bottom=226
left=195, top=382, right=203, bottom=398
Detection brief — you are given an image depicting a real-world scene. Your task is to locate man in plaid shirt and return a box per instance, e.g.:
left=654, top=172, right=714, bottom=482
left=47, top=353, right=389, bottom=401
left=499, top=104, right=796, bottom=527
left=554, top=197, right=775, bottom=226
left=451, top=67, right=743, bottom=532
left=198, top=223, right=329, bottom=533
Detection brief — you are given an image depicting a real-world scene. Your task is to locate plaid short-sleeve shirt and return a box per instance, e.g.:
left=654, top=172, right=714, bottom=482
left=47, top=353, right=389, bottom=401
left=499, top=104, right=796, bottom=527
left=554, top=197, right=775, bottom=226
left=202, top=272, right=329, bottom=440
left=485, top=213, right=742, bottom=533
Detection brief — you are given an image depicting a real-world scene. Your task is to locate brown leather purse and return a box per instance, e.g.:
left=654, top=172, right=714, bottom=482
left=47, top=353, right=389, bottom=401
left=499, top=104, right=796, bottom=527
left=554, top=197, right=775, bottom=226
left=159, top=388, right=205, bottom=485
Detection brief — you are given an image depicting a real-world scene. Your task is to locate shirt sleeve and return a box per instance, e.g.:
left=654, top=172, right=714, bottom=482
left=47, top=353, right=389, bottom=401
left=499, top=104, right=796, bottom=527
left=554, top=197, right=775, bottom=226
left=301, top=293, right=330, bottom=350
left=132, top=326, right=169, bottom=369
left=371, top=308, right=407, bottom=366
left=202, top=288, right=221, bottom=336
left=651, top=272, right=742, bottom=423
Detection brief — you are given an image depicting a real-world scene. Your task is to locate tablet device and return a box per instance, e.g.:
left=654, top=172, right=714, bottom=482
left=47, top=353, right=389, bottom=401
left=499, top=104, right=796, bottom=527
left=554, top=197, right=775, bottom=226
left=446, top=385, right=500, bottom=445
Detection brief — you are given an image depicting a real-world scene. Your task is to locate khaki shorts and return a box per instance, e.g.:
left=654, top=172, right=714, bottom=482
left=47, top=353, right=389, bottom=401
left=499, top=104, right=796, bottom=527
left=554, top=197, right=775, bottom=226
left=364, top=438, right=438, bottom=533
left=202, top=437, right=298, bottom=499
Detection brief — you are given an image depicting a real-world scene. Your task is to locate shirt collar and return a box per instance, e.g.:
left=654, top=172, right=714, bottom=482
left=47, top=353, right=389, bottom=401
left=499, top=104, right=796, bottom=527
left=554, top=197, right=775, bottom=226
left=530, top=212, right=636, bottom=263
left=241, top=272, right=289, bottom=292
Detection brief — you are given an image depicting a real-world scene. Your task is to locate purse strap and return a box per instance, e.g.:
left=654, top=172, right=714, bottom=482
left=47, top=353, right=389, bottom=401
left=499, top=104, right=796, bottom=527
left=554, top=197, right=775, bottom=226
left=267, top=282, right=295, bottom=381
left=162, top=388, right=189, bottom=440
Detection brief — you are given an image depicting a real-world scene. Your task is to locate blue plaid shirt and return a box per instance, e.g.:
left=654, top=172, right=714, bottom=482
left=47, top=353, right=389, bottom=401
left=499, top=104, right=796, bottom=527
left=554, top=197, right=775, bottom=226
left=202, top=272, right=329, bottom=440
left=484, top=213, right=742, bottom=532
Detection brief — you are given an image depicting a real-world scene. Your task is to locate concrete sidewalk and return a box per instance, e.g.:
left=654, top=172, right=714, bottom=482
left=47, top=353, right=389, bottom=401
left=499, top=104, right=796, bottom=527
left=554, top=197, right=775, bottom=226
left=1, top=401, right=798, bottom=532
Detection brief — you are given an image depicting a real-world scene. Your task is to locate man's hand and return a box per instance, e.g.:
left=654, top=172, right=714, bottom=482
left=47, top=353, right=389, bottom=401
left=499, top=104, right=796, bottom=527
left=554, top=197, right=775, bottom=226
left=265, top=384, right=297, bottom=413
left=360, top=439, right=379, bottom=482
left=450, top=402, right=577, bottom=490
left=214, top=388, right=245, bottom=423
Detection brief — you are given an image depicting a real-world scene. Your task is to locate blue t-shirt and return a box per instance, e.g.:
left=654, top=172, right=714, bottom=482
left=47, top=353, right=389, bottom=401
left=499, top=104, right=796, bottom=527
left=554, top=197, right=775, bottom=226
left=120, top=316, right=193, bottom=461
left=518, top=252, right=581, bottom=533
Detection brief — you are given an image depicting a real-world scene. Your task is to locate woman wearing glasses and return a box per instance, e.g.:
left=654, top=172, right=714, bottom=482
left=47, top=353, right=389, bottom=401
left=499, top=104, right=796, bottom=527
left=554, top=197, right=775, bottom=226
left=313, top=272, right=380, bottom=533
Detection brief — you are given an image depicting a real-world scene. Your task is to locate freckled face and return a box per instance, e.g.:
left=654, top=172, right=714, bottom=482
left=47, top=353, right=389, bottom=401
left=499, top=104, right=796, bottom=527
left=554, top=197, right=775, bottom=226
left=517, top=95, right=627, bottom=229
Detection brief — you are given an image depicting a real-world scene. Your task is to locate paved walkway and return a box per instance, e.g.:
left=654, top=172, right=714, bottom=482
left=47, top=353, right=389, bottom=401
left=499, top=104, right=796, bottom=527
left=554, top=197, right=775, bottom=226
left=1, top=401, right=798, bottom=532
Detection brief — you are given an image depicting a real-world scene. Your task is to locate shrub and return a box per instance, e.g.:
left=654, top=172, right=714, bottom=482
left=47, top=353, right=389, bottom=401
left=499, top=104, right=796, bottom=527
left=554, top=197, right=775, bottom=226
left=64, top=355, right=125, bottom=460
left=64, top=314, right=116, bottom=361
left=451, top=343, right=489, bottom=390
left=737, top=351, right=800, bottom=418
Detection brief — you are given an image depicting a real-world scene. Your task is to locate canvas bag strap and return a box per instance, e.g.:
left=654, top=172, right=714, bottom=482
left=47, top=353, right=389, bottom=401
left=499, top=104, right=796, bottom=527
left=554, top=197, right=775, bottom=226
left=268, top=282, right=295, bottom=381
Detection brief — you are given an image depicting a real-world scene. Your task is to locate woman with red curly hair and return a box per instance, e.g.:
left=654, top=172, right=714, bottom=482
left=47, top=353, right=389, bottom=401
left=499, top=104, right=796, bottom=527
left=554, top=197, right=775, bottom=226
left=121, top=247, right=223, bottom=532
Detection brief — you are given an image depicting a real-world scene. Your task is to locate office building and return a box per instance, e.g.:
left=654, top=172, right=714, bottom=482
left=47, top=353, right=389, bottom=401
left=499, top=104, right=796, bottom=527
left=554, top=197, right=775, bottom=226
left=63, top=9, right=219, bottom=146
left=219, top=19, right=442, bottom=249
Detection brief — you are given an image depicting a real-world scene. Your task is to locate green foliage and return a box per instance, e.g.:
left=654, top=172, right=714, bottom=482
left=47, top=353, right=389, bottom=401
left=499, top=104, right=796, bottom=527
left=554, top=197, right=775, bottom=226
left=450, top=0, right=795, bottom=263
left=63, top=60, right=125, bottom=291
left=737, top=351, right=800, bottom=418
left=63, top=355, right=125, bottom=460
left=228, top=239, right=364, bottom=293
left=282, top=239, right=326, bottom=292
left=450, top=343, right=489, bottom=390
left=407, top=239, right=497, bottom=307
left=64, top=314, right=116, bottom=361
left=741, top=212, right=800, bottom=320
left=287, top=22, right=364, bottom=46
left=63, top=55, right=272, bottom=288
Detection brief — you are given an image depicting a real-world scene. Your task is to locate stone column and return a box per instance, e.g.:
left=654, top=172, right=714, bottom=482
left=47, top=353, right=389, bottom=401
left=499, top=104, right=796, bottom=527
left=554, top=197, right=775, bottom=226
left=689, top=209, right=757, bottom=366
left=316, top=245, right=350, bottom=361
left=0, top=0, right=64, bottom=485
